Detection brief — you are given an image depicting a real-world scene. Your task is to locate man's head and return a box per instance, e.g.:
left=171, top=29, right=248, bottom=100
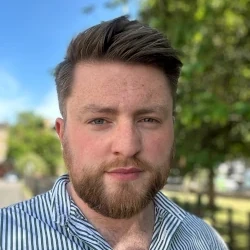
left=54, top=16, right=182, bottom=118
left=54, top=16, right=182, bottom=219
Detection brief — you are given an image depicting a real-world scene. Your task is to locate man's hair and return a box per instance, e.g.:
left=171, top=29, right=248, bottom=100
left=54, top=16, right=182, bottom=117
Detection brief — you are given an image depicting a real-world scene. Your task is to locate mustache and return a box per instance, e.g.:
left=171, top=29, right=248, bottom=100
left=99, top=157, right=153, bottom=173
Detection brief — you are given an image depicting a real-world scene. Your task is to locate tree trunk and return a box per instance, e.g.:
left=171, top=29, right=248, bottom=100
left=208, top=167, right=215, bottom=208
left=208, top=167, right=216, bottom=225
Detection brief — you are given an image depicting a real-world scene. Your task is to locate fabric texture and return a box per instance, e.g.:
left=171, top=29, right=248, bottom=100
left=0, top=174, right=228, bottom=250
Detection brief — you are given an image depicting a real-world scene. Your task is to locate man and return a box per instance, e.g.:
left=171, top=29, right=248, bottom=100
left=0, top=16, right=228, bottom=250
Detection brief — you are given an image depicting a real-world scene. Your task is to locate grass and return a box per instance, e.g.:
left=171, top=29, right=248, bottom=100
left=162, top=190, right=250, bottom=224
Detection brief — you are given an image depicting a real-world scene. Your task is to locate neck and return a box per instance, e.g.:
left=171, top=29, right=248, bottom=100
left=67, top=183, right=155, bottom=247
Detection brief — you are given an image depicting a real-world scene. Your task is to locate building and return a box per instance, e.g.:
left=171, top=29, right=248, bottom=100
left=0, top=124, right=11, bottom=177
left=0, top=124, right=8, bottom=163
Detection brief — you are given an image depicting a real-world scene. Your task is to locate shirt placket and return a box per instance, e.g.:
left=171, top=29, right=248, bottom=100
left=66, top=208, right=112, bottom=250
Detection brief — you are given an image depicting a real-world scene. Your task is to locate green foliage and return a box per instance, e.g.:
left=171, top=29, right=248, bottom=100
left=81, top=0, right=130, bottom=15
left=7, top=112, right=62, bottom=176
left=139, top=0, right=250, bottom=172
left=104, top=0, right=129, bottom=8
left=81, top=4, right=95, bottom=14
left=15, top=152, right=49, bottom=177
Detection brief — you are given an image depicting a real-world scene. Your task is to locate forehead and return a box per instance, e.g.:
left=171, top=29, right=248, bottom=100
left=68, top=61, right=172, bottom=110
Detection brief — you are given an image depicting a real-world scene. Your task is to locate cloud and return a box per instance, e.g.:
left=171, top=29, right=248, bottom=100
left=0, top=68, right=32, bottom=123
left=0, top=69, right=19, bottom=95
left=35, top=87, right=61, bottom=123
left=0, top=67, right=60, bottom=124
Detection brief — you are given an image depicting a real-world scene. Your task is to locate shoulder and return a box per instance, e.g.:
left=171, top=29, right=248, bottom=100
left=0, top=191, right=94, bottom=250
left=0, top=190, right=52, bottom=226
left=154, top=192, right=228, bottom=249
left=0, top=191, right=56, bottom=249
left=173, top=212, right=228, bottom=249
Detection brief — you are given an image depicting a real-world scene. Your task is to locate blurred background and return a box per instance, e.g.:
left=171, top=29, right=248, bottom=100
left=0, top=1, right=249, bottom=249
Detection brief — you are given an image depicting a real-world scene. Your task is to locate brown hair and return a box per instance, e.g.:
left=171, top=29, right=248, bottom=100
left=54, top=16, right=182, bottom=118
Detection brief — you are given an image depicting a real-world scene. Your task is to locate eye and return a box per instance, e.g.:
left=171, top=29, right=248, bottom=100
left=141, top=118, right=158, bottom=123
left=90, top=118, right=106, bottom=125
left=137, top=117, right=161, bottom=128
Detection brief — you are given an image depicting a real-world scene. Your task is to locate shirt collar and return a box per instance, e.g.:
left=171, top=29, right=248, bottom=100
left=154, top=191, right=186, bottom=221
left=51, top=174, right=71, bottom=226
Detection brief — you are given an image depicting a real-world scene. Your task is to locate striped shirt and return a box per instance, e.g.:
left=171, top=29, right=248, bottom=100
left=0, top=174, right=228, bottom=250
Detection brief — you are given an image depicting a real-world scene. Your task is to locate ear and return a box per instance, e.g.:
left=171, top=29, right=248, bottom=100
left=55, top=118, right=65, bottom=142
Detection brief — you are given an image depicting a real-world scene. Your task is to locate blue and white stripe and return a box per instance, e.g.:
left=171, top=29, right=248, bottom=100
left=0, top=174, right=228, bottom=249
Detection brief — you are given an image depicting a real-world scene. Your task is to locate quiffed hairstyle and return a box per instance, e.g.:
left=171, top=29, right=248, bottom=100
left=54, top=16, right=182, bottom=117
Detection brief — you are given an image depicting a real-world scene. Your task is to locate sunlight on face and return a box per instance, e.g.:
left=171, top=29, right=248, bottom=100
left=58, top=62, right=175, bottom=218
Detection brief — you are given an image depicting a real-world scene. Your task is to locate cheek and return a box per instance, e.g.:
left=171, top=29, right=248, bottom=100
left=67, top=127, right=109, bottom=161
left=147, top=137, right=169, bottom=155
left=144, top=130, right=174, bottom=161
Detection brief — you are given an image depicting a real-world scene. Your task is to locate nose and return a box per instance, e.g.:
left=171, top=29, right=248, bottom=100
left=111, top=121, right=142, bottom=158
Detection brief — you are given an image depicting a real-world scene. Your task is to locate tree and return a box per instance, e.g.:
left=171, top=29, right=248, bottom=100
left=15, top=152, right=49, bottom=177
left=139, top=0, right=250, bottom=208
left=7, top=112, right=62, bottom=176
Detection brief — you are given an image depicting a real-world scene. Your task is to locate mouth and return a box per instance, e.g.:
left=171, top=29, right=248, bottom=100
left=106, top=168, right=143, bottom=181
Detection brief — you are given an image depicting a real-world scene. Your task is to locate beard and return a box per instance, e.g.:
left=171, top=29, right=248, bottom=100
left=62, top=138, right=174, bottom=219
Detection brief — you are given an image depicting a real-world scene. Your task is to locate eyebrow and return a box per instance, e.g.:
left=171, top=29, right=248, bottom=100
left=79, top=104, right=169, bottom=116
left=80, top=104, right=118, bottom=115
left=134, top=106, right=169, bottom=116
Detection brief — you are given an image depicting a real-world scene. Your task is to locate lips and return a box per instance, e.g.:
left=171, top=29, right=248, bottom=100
left=106, top=167, right=143, bottom=181
left=108, top=168, right=143, bottom=174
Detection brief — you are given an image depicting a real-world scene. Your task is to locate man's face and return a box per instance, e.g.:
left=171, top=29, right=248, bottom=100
left=56, top=62, right=174, bottom=219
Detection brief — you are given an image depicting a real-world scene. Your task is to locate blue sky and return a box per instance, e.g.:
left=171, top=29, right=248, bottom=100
left=0, top=0, right=139, bottom=123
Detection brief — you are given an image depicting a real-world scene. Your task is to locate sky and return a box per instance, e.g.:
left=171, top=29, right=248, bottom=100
left=0, top=0, right=139, bottom=124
